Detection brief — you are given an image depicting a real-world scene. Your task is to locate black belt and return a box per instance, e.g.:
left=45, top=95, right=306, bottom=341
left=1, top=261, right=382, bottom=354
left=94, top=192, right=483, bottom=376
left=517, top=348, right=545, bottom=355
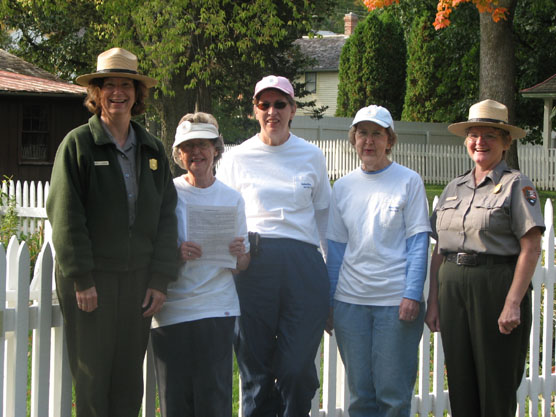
left=445, top=252, right=517, bottom=267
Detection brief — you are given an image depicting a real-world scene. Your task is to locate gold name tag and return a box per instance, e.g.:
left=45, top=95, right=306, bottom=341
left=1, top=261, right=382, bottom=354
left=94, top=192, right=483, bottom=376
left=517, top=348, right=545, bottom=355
left=446, top=196, right=457, bottom=201
left=94, top=161, right=109, bottom=166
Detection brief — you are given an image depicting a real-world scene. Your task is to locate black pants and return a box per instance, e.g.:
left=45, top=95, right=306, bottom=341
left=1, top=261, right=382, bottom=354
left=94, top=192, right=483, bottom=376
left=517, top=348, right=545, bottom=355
left=438, top=259, right=531, bottom=417
left=56, top=266, right=151, bottom=417
left=151, top=316, right=236, bottom=417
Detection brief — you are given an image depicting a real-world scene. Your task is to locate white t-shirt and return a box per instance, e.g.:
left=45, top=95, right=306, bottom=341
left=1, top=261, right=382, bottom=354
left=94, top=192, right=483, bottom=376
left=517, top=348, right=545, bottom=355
left=327, top=163, right=431, bottom=306
left=217, top=133, right=331, bottom=247
left=152, top=177, right=249, bottom=328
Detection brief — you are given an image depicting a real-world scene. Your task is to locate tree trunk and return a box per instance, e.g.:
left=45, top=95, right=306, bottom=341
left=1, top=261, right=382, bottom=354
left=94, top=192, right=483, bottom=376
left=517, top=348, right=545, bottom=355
left=479, top=0, right=519, bottom=169
left=153, top=71, right=197, bottom=177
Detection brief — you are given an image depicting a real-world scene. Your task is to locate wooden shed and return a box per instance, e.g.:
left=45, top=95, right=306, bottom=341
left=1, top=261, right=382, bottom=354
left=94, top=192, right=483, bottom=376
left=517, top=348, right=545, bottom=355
left=0, top=49, right=89, bottom=182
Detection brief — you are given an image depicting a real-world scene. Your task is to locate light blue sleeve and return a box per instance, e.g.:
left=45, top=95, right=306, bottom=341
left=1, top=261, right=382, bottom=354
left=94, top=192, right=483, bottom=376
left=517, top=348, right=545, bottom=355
left=404, top=231, right=430, bottom=301
left=327, top=239, right=347, bottom=306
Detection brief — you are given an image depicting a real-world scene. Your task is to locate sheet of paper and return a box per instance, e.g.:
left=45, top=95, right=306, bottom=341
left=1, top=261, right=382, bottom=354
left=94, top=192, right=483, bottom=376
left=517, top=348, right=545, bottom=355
left=186, top=204, right=238, bottom=268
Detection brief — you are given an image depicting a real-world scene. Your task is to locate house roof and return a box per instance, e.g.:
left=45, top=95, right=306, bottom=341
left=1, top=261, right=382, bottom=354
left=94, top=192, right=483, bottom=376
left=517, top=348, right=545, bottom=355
left=0, top=49, right=85, bottom=96
left=293, top=35, right=346, bottom=72
left=521, top=73, right=556, bottom=98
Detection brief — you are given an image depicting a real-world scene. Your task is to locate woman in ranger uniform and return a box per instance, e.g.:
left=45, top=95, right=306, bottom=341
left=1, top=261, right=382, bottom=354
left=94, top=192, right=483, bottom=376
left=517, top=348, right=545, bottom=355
left=425, top=99, right=545, bottom=417
left=47, top=48, right=177, bottom=417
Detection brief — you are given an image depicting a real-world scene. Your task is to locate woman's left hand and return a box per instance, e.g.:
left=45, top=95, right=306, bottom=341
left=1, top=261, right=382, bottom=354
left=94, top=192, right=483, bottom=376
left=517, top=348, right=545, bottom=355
left=229, top=237, right=246, bottom=257
left=399, top=298, right=420, bottom=322
left=498, top=302, right=521, bottom=334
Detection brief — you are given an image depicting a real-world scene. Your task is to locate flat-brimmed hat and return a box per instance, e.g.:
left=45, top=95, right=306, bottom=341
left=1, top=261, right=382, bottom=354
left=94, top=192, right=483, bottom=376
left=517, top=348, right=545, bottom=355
left=253, top=75, right=295, bottom=99
left=172, top=121, right=220, bottom=148
left=448, top=99, right=526, bottom=139
left=76, top=47, right=157, bottom=88
left=351, top=105, right=394, bottom=129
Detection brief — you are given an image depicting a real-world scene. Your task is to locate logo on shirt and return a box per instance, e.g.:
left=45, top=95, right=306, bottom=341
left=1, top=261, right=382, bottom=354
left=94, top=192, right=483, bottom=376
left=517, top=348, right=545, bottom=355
left=522, top=186, right=537, bottom=206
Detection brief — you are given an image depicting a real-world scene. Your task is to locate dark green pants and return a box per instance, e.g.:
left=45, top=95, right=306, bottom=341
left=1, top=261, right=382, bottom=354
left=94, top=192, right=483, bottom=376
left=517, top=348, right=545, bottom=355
left=56, top=265, right=151, bottom=417
left=438, top=259, right=531, bottom=417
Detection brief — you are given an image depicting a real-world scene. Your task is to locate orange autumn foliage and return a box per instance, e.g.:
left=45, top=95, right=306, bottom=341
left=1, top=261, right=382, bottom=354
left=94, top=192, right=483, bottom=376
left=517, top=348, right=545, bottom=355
left=362, top=0, right=508, bottom=29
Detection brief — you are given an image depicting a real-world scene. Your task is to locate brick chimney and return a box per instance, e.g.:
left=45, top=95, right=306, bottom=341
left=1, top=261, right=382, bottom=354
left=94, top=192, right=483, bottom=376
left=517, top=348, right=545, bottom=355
left=344, top=12, right=358, bottom=36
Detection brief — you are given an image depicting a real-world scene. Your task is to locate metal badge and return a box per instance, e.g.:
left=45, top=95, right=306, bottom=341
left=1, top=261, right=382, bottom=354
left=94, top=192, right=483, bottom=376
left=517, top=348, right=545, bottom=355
left=493, top=183, right=502, bottom=194
left=149, top=158, right=158, bottom=171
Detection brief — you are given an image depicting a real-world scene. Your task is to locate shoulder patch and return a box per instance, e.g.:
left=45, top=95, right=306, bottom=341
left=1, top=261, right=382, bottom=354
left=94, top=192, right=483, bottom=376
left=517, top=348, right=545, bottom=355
left=522, top=186, right=538, bottom=206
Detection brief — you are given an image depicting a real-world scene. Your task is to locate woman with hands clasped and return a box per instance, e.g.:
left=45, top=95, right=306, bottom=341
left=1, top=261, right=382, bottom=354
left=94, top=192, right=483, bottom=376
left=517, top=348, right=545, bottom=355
left=151, top=112, right=249, bottom=417
left=326, top=105, right=431, bottom=417
left=426, top=100, right=545, bottom=417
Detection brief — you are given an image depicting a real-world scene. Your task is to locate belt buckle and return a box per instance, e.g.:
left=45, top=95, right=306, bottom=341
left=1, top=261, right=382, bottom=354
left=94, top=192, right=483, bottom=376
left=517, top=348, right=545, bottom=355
left=456, top=253, right=477, bottom=266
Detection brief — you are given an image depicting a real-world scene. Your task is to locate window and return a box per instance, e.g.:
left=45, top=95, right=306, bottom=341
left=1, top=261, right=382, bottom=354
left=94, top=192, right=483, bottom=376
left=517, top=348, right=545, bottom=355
left=305, top=72, right=317, bottom=94
left=21, top=104, right=49, bottom=162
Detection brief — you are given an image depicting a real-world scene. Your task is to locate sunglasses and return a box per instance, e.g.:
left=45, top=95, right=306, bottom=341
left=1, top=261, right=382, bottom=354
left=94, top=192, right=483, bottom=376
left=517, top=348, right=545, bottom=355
left=256, top=101, right=288, bottom=111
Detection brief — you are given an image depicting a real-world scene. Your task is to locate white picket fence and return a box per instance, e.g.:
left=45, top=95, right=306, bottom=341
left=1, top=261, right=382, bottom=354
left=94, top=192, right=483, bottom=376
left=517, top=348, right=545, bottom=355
left=302, top=140, right=556, bottom=189
left=1, top=178, right=556, bottom=417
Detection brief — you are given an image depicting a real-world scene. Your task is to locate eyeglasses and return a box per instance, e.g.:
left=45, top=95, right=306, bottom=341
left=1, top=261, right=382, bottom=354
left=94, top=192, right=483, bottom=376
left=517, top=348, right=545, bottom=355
left=355, top=129, right=387, bottom=140
left=256, top=101, right=288, bottom=111
left=466, top=132, right=502, bottom=142
left=179, top=140, right=213, bottom=151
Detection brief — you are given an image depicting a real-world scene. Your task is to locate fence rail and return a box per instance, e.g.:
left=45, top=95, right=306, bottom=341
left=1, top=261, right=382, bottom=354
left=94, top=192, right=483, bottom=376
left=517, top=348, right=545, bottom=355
left=305, top=139, right=556, bottom=189
left=1, top=179, right=556, bottom=416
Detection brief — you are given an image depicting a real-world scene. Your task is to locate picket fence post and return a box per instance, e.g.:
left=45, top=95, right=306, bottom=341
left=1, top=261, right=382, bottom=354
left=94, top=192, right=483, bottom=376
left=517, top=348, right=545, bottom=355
left=1, top=178, right=555, bottom=417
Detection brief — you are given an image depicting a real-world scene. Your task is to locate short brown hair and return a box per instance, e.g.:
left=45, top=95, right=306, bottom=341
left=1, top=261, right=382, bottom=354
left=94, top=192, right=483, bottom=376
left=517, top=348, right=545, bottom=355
left=84, top=78, right=149, bottom=116
left=348, top=123, right=398, bottom=155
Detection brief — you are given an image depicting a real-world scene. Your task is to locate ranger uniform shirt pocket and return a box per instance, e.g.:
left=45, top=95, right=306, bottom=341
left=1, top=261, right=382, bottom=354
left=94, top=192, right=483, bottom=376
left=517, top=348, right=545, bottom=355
left=436, top=199, right=460, bottom=231
left=473, top=195, right=508, bottom=232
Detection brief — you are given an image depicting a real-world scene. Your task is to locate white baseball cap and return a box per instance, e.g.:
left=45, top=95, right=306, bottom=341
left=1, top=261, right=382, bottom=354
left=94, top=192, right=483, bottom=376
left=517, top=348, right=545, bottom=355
left=351, top=105, right=394, bottom=129
left=172, top=121, right=219, bottom=148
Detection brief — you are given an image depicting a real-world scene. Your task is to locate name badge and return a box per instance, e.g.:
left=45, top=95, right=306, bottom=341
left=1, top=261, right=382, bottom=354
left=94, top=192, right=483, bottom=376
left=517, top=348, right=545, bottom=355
left=94, top=161, right=109, bottom=166
left=149, top=158, right=158, bottom=171
left=446, top=196, right=457, bottom=201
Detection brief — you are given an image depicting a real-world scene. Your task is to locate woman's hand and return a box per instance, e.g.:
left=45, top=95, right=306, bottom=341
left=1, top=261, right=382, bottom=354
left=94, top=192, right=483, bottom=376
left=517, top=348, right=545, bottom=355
left=498, top=227, right=542, bottom=335
left=142, top=288, right=166, bottom=317
left=498, top=302, right=521, bottom=335
left=325, top=307, right=334, bottom=335
left=179, top=241, right=202, bottom=262
left=76, top=286, right=98, bottom=313
left=399, top=298, right=420, bottom=322
left=229, top=237, right=250, bottom=272
left=229, top=237, right=246, bottom=257
left=425, top=298, right=441, bottom=332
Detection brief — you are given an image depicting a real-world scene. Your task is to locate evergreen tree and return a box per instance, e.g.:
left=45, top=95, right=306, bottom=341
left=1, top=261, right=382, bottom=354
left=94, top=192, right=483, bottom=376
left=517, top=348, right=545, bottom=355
left=336, top=10, right=406, bottom=118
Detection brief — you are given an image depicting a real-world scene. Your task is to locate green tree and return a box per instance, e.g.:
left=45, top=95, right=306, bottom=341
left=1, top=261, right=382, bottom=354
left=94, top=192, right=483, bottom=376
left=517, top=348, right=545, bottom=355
left=402, top=2, right=479, bottom=122
left=1, top=0, right=335, bottom=170
left=336, top=10, right=406, bottom=118
left=514, top=0, right=556, bottom=144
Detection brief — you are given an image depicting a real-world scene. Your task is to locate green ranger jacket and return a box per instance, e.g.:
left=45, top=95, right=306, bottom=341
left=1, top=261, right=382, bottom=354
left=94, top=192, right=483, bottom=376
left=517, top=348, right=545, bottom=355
left=47, top=114, right=178, bottom=292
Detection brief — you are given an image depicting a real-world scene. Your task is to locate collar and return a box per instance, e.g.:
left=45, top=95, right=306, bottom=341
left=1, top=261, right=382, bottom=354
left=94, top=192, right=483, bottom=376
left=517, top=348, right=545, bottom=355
left=88, top=114, right=159, bottom=151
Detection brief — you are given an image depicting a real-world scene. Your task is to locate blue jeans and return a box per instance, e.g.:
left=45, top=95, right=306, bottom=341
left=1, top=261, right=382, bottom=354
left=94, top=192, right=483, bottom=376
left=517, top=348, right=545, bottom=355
left=334, top=300, right=424, bottom=417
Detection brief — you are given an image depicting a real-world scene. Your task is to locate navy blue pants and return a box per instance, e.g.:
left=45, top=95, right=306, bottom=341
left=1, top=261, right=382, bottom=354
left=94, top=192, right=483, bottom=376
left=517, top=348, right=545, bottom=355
left=234, top=238, right=329, bottom=417
left=151, top=317, right=236, bottom=417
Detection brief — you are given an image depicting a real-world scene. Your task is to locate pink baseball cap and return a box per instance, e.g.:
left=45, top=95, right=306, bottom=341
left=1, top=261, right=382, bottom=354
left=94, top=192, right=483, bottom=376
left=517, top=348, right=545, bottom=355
left=253, top=75, right=295, bottom=99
